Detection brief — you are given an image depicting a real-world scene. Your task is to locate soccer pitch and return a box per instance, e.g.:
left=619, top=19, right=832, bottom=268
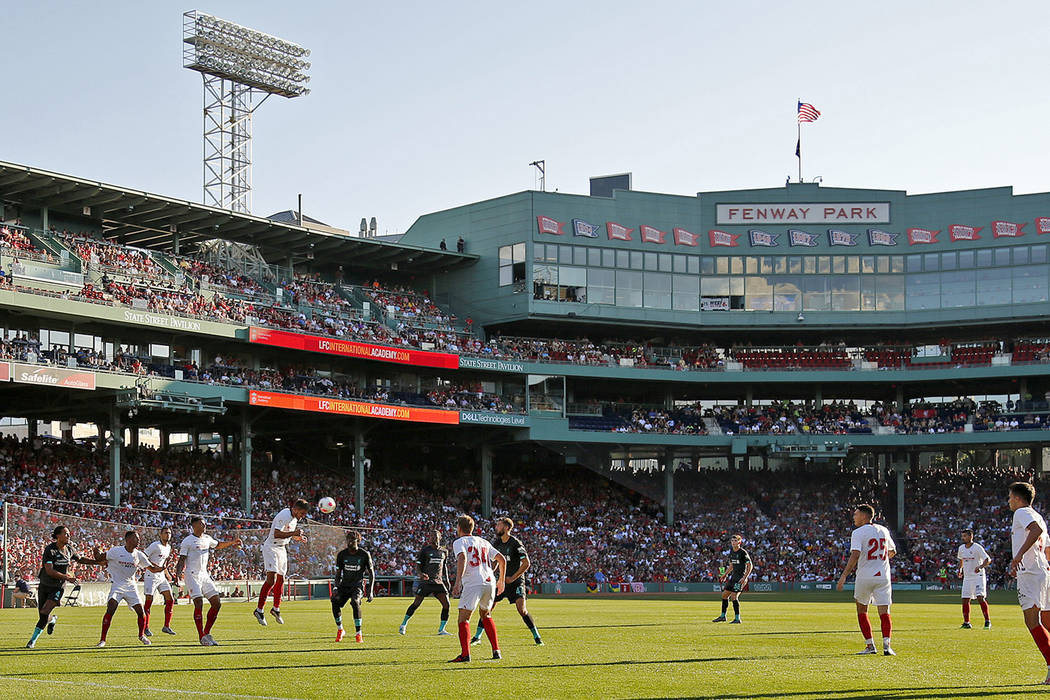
left=0, top=591, right=1042, bottom=699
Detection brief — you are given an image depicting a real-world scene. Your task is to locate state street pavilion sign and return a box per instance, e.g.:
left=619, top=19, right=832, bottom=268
left=716, top=203, right=890, bottom=225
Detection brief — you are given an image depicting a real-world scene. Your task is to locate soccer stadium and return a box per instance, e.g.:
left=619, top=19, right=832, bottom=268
left=4, top=6, right=1050, bottom=700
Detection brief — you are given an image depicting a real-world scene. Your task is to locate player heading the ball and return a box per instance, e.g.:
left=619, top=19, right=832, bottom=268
left=255, top=499, right=309, bottom=627
left=837, top=503, right=897, bottom=656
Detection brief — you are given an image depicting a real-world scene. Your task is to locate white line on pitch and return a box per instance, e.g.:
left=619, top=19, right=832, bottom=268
left=0, top=676, right=306, bottom=700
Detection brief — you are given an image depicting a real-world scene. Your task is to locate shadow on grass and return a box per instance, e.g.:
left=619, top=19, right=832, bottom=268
left=666, top=685, right=1041, bottom=700
left=438, top=653, right=843, bottom=670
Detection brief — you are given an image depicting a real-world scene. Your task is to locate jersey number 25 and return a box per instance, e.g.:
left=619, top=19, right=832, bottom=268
left=866, top=538, right=887, bottom=561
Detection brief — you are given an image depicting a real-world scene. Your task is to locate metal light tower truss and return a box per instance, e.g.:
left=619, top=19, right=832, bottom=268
left=183, top=10, right=311, bottom=214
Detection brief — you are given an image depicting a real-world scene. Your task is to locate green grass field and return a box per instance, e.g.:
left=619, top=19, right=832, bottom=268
left=0, top=591, right=1045, bottom=699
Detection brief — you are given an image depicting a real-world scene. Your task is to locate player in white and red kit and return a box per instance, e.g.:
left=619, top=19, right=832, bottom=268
left=449, top=514, right=507, bottom=663
left=254, top=499, right=309, bottom=627
left=957, top=528, right=991, bottom=629
left=1007, top=482, right=1050, bottom=684
left=174, top=517, right=242, bottom=647
left=142, top=525, right=177, bottom=637
left=94, top=530, right=167, bottom=647
left=837, top=503, right=897, bottom=656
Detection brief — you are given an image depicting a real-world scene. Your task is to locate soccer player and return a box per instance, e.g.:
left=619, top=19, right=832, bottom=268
left=143, top=525, right=177, bottom=637
left=174, top=517, right=242, bottom=647
left=95, top=530, right=168, bottom=647
left=449, top=514, right=507, bottom=663
left=1007, top=481, right=1050, bottom=684
left=712, top=534, right=752, bottom=624
left=400, top=529, right=452, bottom=636
left=254, top=499, right=309, bottom=627
left=471, top=517, right=543, bottom=645
left=331, top=530, right=375, bottom=643
left=837, top=503, right=897, bottom=656
left=957, top=528, right=991, bottom=629
left=26, top=525, right=102, bottom=649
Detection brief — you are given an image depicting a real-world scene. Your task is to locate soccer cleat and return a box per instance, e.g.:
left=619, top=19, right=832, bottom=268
left=491, top=649, right=502, bottom=660
left=162, top=626, right=176, bottom=635
left=47, top=616, right=57, bottom=635
left=139, top=635, right=152, bottom=646
left=448, top=654, right=470, bottom=663
left=883, top=647, right=896, bottom=656
left=200, top=634, right=218, bottom=647
left=470, top=636, right=482, bottom=646
left=144, top=627, right=153, bottom=637
left=95, top=641, right=106, bottom=648
left=336, top=629, right=345, bottom=642
left=535, top=637, right=544, bottom=645
left=856, top=645, right=878, bottom=655
left=960, top=622, right=972, bottom=629
left=269, top=608, right=284, bottom=625
left=984, top=620, right=991, bottom=629
left=253, top=609, right=267, bottom=626
left=730, top=618, right=742, bottom=624
left=712, top=615, right=727, bottom=623
left=1044, top=669, right=1050, bottom=685
left=437, top=629, right=452, bottom=636
left=25, top=641, right=35, bottom=649
left=354, top=632, right=363, bottom=643
left=399, top=625, right=406, bottom=635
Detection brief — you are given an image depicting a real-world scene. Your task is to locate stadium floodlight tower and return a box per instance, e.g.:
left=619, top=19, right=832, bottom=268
left=183, top=10, right=311, bottom=214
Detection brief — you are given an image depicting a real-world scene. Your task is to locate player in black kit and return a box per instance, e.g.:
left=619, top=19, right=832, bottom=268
left=26, top=525, right=104, bottom=648
left=472, top=517, right=543, bottom=646
left=712, top=533, right=753, bottom=624
left=399, top=529, right=452, bottom=635
left=331, top=530, right=374, bottom=643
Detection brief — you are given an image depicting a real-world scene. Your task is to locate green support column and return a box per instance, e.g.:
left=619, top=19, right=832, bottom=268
left=354, top=428, right=366, bottom=516
left=241, top=414, right=252, bottom=514
left=663, top=451, right=674, bottom=527
left=896, top=468, right=905, bottom=532
left=159, top=429, right=169, bottom=451
left=109, top=408, right=122, bottom=507
left=481, top=445, right=493, bottom=519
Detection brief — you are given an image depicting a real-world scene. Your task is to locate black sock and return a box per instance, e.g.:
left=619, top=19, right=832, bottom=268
left=732, top=600, right=740, bottom=616
left=405, top=604, right=418, bottom=618
left=721, top=599, right=728, bottom=615
left=521, top=612, right=536, bottom=630
left=37, top=612, right=49, bottom=629
left=440, top=608, right=449, bottom=622
left=331, top=599, right=341, bottom=622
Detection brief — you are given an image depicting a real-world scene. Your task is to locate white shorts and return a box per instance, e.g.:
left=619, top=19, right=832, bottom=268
left=143, top=571, right=172, bottom=596
left=1017, top=570, right=1050, bottom=611
left=854, top=577, right=892, bottom=607
left=108, top=581, right=143, bottom=608
left=262, top=545, right=288, bottom=576
left=186, top=571, right=219, bottom=600
left=458, top=581, right=496, bottom=611
left=961, top=576, right=987, bottom=599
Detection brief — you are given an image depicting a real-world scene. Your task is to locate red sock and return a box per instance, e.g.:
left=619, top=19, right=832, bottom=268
left=257, top=580, right=273, bottom=610
left=164, top=598, right=174, bottom=627
left=962, top=600, right=970, bottom=623
left=193, top=609, right=204, bottom=638
left=979, top=599, right=989, bottom=621
left=880, top=613, right=892, bottom=640
left=458, top=621, right=471, bottom=657
left=273, top=575, right=284, bottom=609
left=204, top=606, right=219, bottom=635
left=481, top=616, right=500, bottom=651
left=857, top=612, right=873, bottom=641
left=100, top=613, right=113, bottom=642
left=1031, top=625, right=1050, bottom=664
left=144, top=598, right=152, bottom=628
left=137, top=613, right=146, bottom=637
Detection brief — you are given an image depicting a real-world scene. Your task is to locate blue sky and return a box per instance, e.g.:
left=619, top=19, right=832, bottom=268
left=3, top=1, right=1049, bottom=234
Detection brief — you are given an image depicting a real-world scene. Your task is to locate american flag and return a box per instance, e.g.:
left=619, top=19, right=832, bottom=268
left=797, top=101, right=820, bottom=123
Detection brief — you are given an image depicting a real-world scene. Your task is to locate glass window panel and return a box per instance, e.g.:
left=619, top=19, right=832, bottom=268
left=760, top=256, right=775, bottom=274
left=890, top=256, right=905, bottom=273
left=846, top=257, right=859, bottom=274
left=643, top=272, right=672, bottom=309
left=672, top=274, right=699, bottom=311
left=802, top=276, right=828, bottom=311
left=923, top=253, right=939, bottom=271
left=1013, top=265, right=1048, bottom=304
left=906, top=254, right=922, bottom=272
left=616, top=250, right=629, bottom=268
left=940, top=269, right=975, bottom=308
left=588, top=248, right=601, bottom=267
left=688, top=256, right=700, bottom=274
left=905, top=272, right=940, bottom=310
left=716, top=257, right=729, bottom=274
left=861, top=256, right=876, bottom=274
left=831, top=256, right=846, bottom=274
left=559, top=245, right=573, bottom=264
left=976, top=249, right=993, bottom=267
left=976, top=267, right=1011, bottom=305
left=773, top=276, right=801, bottom=311
left=860, top=277, right=877, bottom=310
left=1014, top=247, right=1030, bottom=265
left=531, top=244, right=543, bottom=261
left=500, top=245, right=513, bottom=266
left=774, top=257, right=787, bottom=273
left=994, top=248, right=1011, bottom=266
left=615, top=270, right=643, bottom=307
left=499, top=266, right=512, bottom=286
left=559, top=266, right=586, bottom=286
left=876, top=256, right=890, bottom=273
left=818, top=256, right=831, bottom=274
left=745, top=276, right=772, bottom=311
left=877, top=276, right=904, bottom=310
left=958, top=250, right=974, bottom=268
left=533, top=264, right=557, bottom=284
left=546, top=244, right=559, bottom=262
left=941, top=252, right=957, bottom=270
left=745, top=256, right=759, bottom=274
left=730, top=277, right=745, bottom=295
left=700, top=257, right=715, bottom=275
left=673, top=255, right=687, bottom=274
left=574, top=247, right=588, bottom=265
left=788, top=256, right=802, bottom=274
left=644, top=252, right=659, bottom=271
left=700, top=276, right=730, bottom=296
left=512, top=242, right=525, bottom=263
left=630, top=251, right=644, bottom=269
left=803, top=256, right=817, bottom=274
left=731, top=257, right=744, bottom=274
left=1031, top=245, right=1047, bottom=264
left=602, top=249, right=616, bottom=267
left=830, top=276, right=860, bottom=311
left=659, top=254, right=673, bottom=272
left=587, top=268, right=616, bottom=305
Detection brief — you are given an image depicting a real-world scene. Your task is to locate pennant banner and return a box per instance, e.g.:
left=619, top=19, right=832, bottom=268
left=907, top=228, right=940, bottom=245
left=949, top=224, right=982, bottom=242
left=536, top=216, right=564, bottom=235
left=1036, top=217, right=1050, bottom=234
left=788, top=229, right=819, bottom=247
left=673, top=228, right=699, bottom=246
left=572, top=218, right=599, bottom=238
left=827, top=229, right=858, bottom=247
left=606, top=221, right=633, bottom=241
left=867, top=229, right=898, bottom=246
left=708, top=230, right=740, bottom=247
left=748, top=229, right=779, bottom=247
left=639, top=225, right=667, bottom=244
left=992, top=220, right=1025, bottom=238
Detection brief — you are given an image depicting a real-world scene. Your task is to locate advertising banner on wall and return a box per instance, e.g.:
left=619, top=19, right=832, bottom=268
left=12, top=363, right=95, bottom=390
left=0, top=362, right=8, bottom=382
left=249, top=327, right=460, bottom=369
left=249, top=390, right=460, bottom=425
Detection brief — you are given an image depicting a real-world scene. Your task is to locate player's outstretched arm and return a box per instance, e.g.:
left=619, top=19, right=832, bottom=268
left=837, top=550, right=860, bottom=591
left=215, top=538, right=242, bottom=551
left=43, top=562, right=78, bottom=584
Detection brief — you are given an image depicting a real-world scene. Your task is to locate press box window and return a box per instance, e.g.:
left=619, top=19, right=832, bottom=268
left=499, top=243, right=526, bottom=288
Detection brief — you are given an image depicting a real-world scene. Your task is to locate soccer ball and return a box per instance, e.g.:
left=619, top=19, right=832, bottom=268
left=318, top=497, right=336, bottom=514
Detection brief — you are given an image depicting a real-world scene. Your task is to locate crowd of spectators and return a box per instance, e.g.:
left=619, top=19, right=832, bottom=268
left=64, top=234, right=161, bottom=278
left=709, top=401, right=873, bottom=435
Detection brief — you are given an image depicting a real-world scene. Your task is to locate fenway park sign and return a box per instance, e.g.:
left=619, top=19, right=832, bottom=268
left=13, top=363, right=96, bottom=390
left=717, top=203, right=890, bottom=225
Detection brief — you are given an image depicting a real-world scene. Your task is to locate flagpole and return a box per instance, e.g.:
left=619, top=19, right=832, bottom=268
left=797, top=105, right=802, bottom=183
